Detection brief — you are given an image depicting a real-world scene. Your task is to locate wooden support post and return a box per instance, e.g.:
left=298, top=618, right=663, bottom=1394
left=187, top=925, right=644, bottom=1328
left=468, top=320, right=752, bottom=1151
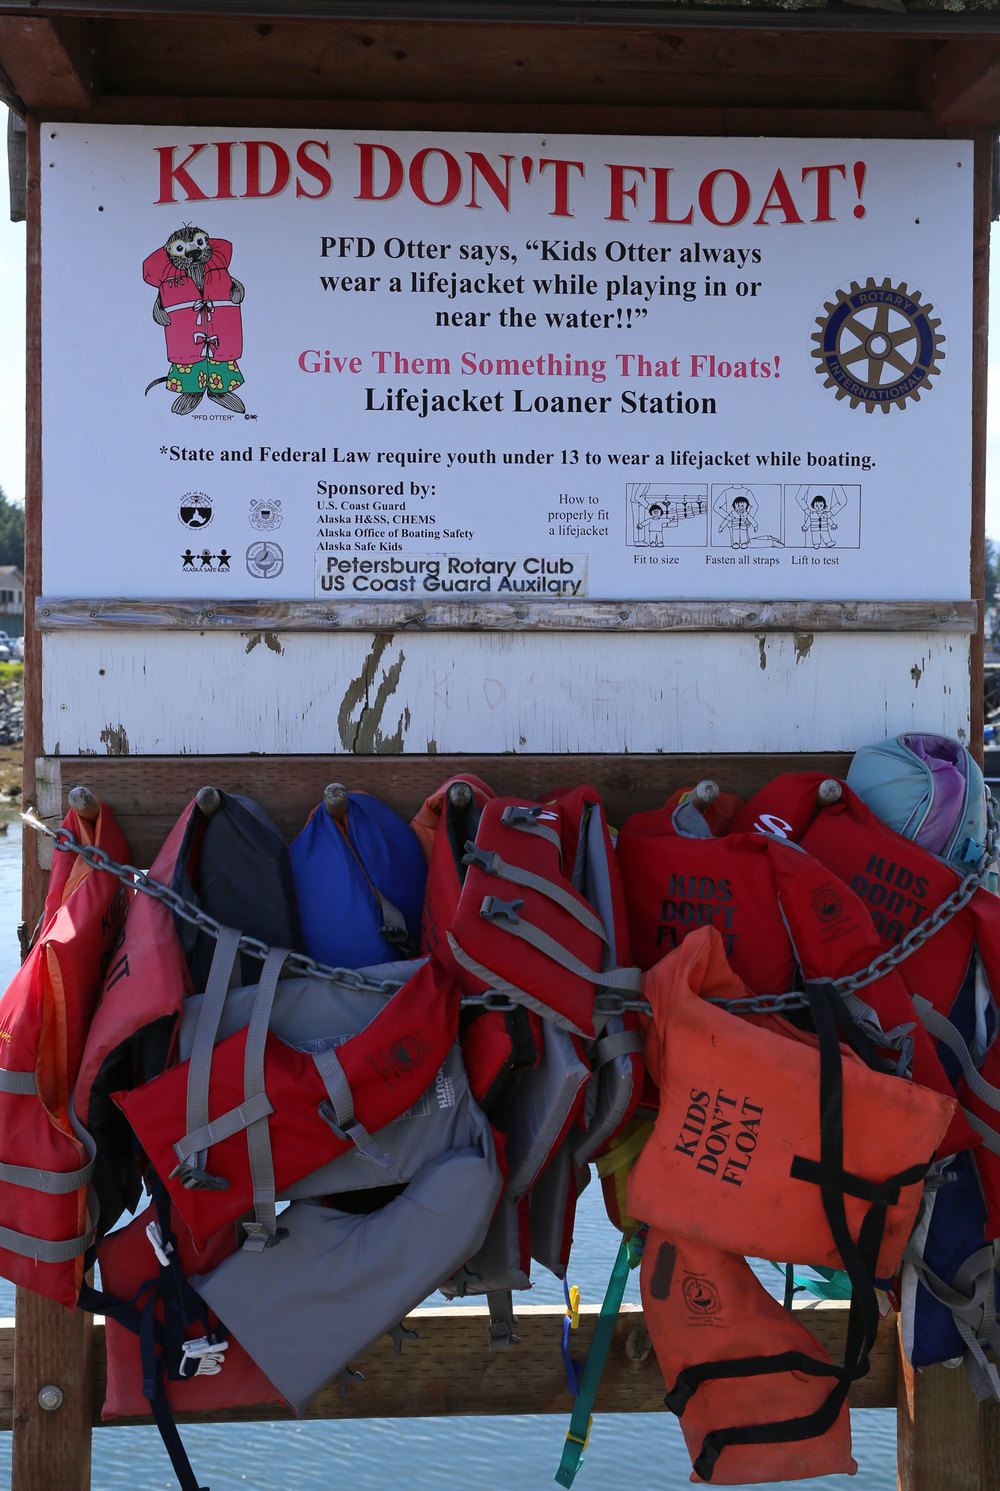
left=896, top=1324, right=987, bottom=1491
left=12, top=1289, right=92, bottom=1491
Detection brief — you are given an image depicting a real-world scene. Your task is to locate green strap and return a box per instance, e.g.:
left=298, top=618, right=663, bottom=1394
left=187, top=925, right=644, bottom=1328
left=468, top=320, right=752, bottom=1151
left=770, top=1260, right=852, bottom=1303
left=555, top=1236, right=638, bottom=1487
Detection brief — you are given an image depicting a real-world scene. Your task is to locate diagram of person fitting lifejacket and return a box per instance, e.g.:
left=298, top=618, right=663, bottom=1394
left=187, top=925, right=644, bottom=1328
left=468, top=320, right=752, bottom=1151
left=142, top=227, right=247, bottom=415
left=713, top=484, right=784, bottom=550
left=791, top=485, right=852, bottom=549
left=626, top=483, right=708, bottom=547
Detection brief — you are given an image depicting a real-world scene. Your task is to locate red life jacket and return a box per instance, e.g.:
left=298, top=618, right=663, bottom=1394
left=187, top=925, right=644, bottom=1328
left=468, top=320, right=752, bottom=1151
left=734, top=776, right=994, bottom=1188
left=114, top=954, right=460, bottom=1249
left=98, top=1195, right=282, bottom=1420
left=75, top=802, right=200, bottom=1235
left=0, top=803, right=130, bottom=1306
left=618, top=789, right=974, bottom=1162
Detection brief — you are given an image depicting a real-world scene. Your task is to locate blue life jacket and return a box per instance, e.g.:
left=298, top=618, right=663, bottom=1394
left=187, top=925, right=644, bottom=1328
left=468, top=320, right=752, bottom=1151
left=290, top=791, right=427, bottom=968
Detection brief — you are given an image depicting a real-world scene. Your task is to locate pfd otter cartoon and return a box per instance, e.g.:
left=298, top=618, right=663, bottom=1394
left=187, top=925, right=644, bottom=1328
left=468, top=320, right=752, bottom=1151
left=143, top=227, right=246, bottom=416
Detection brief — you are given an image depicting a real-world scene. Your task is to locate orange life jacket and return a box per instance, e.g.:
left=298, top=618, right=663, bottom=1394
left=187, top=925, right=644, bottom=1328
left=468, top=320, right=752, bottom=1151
left=628, top=926, right=955, bottom=1279
left=640, top=1229, right=857, bottom=1484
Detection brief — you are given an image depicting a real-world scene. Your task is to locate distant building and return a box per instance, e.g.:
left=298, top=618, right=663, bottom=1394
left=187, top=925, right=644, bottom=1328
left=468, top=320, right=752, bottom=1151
left=0, top=569, right=25, bottom=632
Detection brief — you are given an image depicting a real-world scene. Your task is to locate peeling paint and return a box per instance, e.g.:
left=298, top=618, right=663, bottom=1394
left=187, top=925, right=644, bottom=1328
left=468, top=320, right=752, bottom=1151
left=426, top=738, right=438, bottom=755
left=793, top=633, right=814, bottom=664
left=758, top=637, right=767, bottom=671
left=911, top=663, right=924, bottom=686
left=100, top=723, right=130, bottom=756
left=244, top=631, right=284, bottom=656
left=337, top=634, right=409, bottom=753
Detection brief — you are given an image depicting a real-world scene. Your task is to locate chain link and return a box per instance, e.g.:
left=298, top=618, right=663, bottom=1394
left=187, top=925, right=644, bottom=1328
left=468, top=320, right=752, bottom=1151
left=20, top=788, right=1000, bottom=1019
left=829, top=790, right=999, bottom=998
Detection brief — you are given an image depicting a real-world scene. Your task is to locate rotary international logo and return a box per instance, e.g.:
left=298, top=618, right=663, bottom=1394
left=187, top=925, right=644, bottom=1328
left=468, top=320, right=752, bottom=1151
left=811, top=278, right=944, bottom=413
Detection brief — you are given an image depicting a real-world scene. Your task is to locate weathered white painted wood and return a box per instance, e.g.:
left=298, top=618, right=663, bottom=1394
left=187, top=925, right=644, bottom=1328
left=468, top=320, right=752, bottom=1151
left=41, top=630, right=971, bottom=757
left=35, top=598, right=977, bottom=634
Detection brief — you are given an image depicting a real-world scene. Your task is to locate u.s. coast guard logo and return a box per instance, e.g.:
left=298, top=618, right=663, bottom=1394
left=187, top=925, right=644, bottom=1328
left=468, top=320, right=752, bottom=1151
left=682, top=1273, right=722, bottom=1320
left=249, top=498, right=282, bottom=531
left=811, top=278, right=944, bottom=413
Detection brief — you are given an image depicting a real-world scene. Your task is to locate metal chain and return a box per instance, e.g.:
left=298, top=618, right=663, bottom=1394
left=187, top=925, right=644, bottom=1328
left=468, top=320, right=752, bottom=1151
left=829, top=790, right=999, bottom=998
left=20, top=787, right=1000, bottom=1018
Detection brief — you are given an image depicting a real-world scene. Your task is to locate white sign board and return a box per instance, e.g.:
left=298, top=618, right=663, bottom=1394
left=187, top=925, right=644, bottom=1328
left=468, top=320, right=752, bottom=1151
left=40, top=127, right=973, bottom=605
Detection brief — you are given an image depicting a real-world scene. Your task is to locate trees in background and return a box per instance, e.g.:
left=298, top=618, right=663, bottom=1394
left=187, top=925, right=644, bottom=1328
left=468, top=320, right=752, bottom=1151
left=0, top=489, right=23, bottom=572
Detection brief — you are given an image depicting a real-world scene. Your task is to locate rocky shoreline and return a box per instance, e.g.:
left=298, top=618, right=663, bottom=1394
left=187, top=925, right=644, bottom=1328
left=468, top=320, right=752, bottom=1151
left=0, top=682, right=24, bottom=802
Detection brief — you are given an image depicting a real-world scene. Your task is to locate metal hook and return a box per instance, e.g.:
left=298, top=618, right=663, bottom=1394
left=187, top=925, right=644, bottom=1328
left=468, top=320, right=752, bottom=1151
left=690, top=780, right=720, bottom=808
left=324, top=783, right=349, bottom=823
left=196, top=786, right=222, bottom=818
left=446, top=780, right=474, bottom=811
left=67, top=785, right=100, bottom=822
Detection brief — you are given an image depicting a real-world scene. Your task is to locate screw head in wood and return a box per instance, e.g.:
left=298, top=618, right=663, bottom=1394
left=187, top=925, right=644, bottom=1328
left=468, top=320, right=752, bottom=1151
left=37, top=1385, right=63, bottom=1412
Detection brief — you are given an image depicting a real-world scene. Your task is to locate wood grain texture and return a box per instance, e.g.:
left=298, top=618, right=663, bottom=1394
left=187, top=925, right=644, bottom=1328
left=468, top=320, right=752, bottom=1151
left=0, top=17, right=96, bottom=110
left=11, top=1290, right=92, bottom=1491
left=30, top=750, right=852, bottom=866
left=0, top=1302, right=898, bottom=1430
left=94, top=18, right=930, bottom=113
left=35, top=597, right=978, bottom=634
left=897, top=1325, right=983, bottom=1491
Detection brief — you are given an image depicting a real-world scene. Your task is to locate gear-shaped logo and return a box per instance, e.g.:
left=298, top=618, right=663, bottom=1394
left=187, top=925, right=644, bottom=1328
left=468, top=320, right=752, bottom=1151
left=812, top=278, right=944, bottom=413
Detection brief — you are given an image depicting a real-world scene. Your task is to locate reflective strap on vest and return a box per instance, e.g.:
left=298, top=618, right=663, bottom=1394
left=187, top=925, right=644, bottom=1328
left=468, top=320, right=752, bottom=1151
left=0, top=1216, right=94, bottom=1263
left=182, top=927, right=243, bottom=1183
left=903, top=1239, right=1000, bottom=1402
left=591, top=1030, right=643, bottom=1066
left=463, top=844, right=606, bottom=939
left=0, top=1154, right=93, bottom=1194
left=499, top=804, right=563, bottom=853
left=312, top=1045, right=395, bottom=1170
left=0, top=1068, right=39, bottom=1094
left=477, top=901, right=641, bottom=993
left=173, top=1092, right=274, bottom=1169
left=913, top=995, right=1000, bottom=1152
left=240, top=946, right=288, bottom=1250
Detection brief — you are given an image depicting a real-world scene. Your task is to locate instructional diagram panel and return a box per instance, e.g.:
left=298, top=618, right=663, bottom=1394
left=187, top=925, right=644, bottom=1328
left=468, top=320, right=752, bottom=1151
left=39, top=128, right=973, bottom=604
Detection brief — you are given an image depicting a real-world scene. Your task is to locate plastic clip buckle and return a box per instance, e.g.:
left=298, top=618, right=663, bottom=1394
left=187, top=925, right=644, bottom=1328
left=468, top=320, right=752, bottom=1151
left=145, top=1220, right=174, bottom=1268
left=169, top=1161, right=230, bottom=1192
left=480, top=895, right=524, bottom=925
left=566, top=1416, right=593, bottom=1453
left=502, top=804, right=545, bottom=827
left=462, top=844, right=501, bottom=875
left=179, top=1336, right=229, bottom=1378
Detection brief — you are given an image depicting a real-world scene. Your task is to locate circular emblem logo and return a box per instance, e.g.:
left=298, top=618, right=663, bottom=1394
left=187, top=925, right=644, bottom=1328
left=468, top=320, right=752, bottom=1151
left=681, top=1273, right=721, bottom=1318
left=249, top=498, right=283, bottom=531
left=811, top=278, right=944, bottom=413
left=813, top=886, right=843, bottom=923
left=245, top=541, right=284, bottom=579
left=390, top=1035, right=426, bottom=1073
left=179, top=492, right=214, bottom=529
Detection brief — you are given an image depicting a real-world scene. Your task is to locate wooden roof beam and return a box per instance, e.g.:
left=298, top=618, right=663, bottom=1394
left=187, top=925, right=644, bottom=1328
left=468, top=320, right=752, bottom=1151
left=0, top=15, right=97, bottom=112
left=931, top=37, right=1000, bottom=125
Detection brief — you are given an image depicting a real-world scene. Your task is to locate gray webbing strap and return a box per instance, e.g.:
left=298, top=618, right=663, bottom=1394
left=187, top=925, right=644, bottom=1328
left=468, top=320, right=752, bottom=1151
left=467, top=849, right=605, bottom=939
left=913, top=996, right=1000, bottom=1112
left=183, top=926, right=243, bottom=1180
left=499, top=806, right=563, bottom=855
left=0, top=1155, right=93, bottom=1193
left=913, top=995, right=1000, bottom=1151
left=592, top=1029, right=643, bottom=1066
left=478, top=905, right=641, bottom=992
left=311, top=1045, right=395, bottom=1169
left=485, top=1288, right=520, bottom=1349
left=241, top=946, right=289, bottom=1250
left=174, top=1091, right=274, bottom=1161
left=904, top=1241, right=1000, bottom=1400
left=672, top=799, right=714, bottom=840
left=444, top=934, right=532, bottom=1007
left=374, top=888, right=411, bottom=947
left=0, top=1069, right=38, bottom=1095
left=0, top=1217, right=94, bottom=1264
